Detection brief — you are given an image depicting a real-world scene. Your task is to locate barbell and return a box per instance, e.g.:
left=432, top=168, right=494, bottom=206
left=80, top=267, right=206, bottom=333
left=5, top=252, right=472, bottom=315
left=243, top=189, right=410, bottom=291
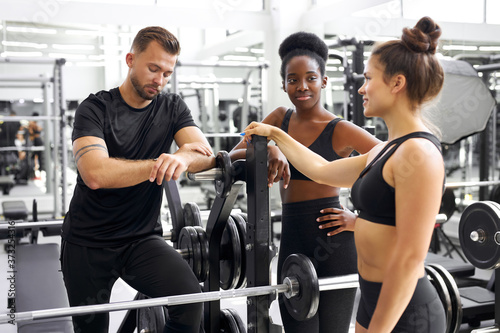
left=0, top=253, right=359, bottom=324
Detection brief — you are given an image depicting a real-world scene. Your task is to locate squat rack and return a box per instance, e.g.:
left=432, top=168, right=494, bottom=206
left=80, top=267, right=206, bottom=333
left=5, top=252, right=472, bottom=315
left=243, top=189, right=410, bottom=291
left=0, top=57, right=69, bottom=217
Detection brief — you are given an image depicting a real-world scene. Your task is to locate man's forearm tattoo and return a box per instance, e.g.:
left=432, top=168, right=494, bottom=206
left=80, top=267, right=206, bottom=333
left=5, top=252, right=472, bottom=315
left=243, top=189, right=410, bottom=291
left=74, top=144, right=108, bottom=164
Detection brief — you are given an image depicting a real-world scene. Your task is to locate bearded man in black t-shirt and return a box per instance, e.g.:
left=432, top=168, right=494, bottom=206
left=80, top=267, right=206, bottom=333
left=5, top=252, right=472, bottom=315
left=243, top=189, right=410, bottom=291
left=61, top=26, right=215, bottom=333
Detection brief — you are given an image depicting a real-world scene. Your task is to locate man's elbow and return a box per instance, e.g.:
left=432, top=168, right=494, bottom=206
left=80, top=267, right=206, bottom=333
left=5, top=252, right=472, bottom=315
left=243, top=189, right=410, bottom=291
left=81, top=171, right=104, bottom=190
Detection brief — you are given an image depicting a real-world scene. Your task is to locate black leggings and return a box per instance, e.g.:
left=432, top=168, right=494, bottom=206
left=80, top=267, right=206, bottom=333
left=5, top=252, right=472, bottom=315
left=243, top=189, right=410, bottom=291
left=356, top=274, right=446, bottom=332
left=60, top=235, right=203, bottom=333
left=278, top=197, right=358, bottom=333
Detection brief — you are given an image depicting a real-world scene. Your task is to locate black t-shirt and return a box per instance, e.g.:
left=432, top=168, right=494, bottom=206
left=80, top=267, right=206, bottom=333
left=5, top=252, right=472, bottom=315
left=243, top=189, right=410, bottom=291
left=0, top=120, right=21, bottom=146
left=62, top=87, right=197, bottom=247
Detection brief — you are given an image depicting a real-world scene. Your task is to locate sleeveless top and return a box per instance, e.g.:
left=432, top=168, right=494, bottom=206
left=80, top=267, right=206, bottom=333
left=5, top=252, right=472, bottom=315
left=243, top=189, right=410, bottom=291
left=350, top=132, right=442, bottom=226
left=280, top=109, right=343, bottom=181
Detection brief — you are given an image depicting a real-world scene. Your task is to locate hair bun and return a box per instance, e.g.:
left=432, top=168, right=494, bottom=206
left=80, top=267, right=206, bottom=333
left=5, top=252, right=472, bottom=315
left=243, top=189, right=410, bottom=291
left=278, top=31, right=329, bottom=62
left=401, top=16, right=441, bottom=54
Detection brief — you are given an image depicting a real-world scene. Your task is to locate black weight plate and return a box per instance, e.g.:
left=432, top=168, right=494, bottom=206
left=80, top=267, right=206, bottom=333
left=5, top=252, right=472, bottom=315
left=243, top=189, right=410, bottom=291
left=194, top=226, right=209, bottom=283
left=439, top=188, right=456, bottom=221
left=220, top=216, right=242, bottom=290
left=425, top=266, right=452, bottom=332
left=183, top=202, right=202, bottom=227
left=179, top=226, right=202, bottom=279
left=231, top=213, right=247, bottom=289
left=215, top=151, right=233, bottom=198
left=136, top=293, right=168, bottom=333
left=220, top=308, right=241, bottom=333
left=490, top=184, right=500, bottom=205
left=225, top=308, right=246, bottom=332
left=280, top=253, right=319, bottom=321
left=459, top=201, right=500, bottom=269
left=429, top=264, right=462, bottom=333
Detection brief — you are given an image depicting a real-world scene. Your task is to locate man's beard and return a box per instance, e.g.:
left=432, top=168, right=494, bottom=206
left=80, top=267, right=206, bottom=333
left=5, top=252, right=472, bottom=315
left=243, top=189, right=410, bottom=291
left=131, top=74, right=157, bottom=101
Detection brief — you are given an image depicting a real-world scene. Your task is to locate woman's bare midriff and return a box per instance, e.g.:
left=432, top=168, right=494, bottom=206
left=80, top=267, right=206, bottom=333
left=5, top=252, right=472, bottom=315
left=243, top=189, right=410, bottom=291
left=280, top=179, right=340, bottom=204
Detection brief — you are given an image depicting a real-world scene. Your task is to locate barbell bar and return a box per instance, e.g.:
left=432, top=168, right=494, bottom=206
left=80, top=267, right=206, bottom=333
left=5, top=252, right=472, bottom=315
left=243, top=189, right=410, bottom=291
left=0, top=254, right=359, bottom=324
left=189, top=160, right=500, bottom=191
left=0, top=222, right=208, bottom=280
left=0, top=220, right=174, bottom=240
left=471, top=327, right=500, bottom=333
left=445, top=180, right=500, bottom=189
left=0, top=213, right=451, bottom=234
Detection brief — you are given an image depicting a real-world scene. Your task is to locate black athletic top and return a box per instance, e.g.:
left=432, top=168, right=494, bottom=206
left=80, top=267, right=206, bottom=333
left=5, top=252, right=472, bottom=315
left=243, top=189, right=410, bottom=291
left=280, top=109, right=343, bottom=181
left=62, top=88, right=197, bottom=247
left=350, top=132, right=442, bottom=226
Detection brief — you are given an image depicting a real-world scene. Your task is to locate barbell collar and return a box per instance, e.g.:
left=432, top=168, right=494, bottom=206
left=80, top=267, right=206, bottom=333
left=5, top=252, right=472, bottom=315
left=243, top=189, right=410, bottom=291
left=283, top=277, right=299, bottom=299
left=187, top=168, right=223, bottom=181
left=470, top=229, right=486, bottom=243
left=0, top=273, right=358, bottom=324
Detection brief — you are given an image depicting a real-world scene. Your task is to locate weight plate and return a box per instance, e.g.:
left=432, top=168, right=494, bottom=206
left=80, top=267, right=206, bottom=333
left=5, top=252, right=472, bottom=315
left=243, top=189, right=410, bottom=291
left=136, top=293, right=168, bottom=333
left=489, top=184, right=500, bottom=205
left=220, top=308, right=242, bottom=333
left=183, top=202, right=202, bottom=227
left=280, top=253, right=319, bottom=321
left=428, top=264, right=462, bottom=333
left=178, top=226, right=202, bottom=280
left=459, top=201, right=500, bottom=269
left=231, top=213, right=247, bottom=289
left=425, top=265, right=452, bottom=332
left=225, top=308, right=246, bottom=333
left=215, top=151, right=233, bottom=198
left=194, top=226, right=209, bottom=283
left=220, top=216, right=242, bottom=290
left=439, top=188, right=456, bottom=221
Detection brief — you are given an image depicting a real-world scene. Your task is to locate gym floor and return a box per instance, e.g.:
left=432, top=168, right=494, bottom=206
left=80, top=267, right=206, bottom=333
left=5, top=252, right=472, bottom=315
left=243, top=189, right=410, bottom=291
left=0, top=178, right=496, bottom=333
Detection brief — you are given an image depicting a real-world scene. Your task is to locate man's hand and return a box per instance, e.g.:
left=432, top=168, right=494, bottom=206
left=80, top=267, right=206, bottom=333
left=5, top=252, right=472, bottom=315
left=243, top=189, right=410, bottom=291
left=149, top=142, right=214, bottom=185
left=149, top=153, right=189, bottom=184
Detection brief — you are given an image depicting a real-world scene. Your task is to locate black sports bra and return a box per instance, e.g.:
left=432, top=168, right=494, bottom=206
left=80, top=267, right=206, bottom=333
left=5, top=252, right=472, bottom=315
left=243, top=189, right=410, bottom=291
left=350, top=132, right=442, bottom=226
left=280, top=109, right=343, bottom=181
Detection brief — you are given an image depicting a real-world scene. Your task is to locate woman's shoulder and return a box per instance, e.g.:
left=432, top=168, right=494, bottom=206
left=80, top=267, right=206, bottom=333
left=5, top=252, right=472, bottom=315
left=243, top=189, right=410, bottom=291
left=262, top=106, right=290, bottom=126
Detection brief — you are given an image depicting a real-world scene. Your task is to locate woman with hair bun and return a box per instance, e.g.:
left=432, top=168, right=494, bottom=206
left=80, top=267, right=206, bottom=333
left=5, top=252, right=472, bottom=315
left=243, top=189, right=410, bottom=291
left=242, top=17, right=447, bottom=332
left=231, top=31, right=379, bottom=332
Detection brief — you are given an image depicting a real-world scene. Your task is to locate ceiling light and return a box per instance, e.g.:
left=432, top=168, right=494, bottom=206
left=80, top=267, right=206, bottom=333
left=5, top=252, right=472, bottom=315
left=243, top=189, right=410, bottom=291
left=65, top=29, right=109, bottom=37
left=327, top=59, right=341, bottom=65
left=52, top=44, right=95, bottom=51
left=2, top=41, right=48, bottom=49
left=442, top=45, right=478, bottom=51
left=250, top=48, right=264, bottom=54
left=1, top=51, right=44, bottom=57
left=223, top=55, right=257, bottom=61
left=479, top=46, right=500, bottom=52
left=48, top=53, right=87, bottom=60
left=234, top=47, right=249, bottom=52
left=6, top=26, right=57, bottom=34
